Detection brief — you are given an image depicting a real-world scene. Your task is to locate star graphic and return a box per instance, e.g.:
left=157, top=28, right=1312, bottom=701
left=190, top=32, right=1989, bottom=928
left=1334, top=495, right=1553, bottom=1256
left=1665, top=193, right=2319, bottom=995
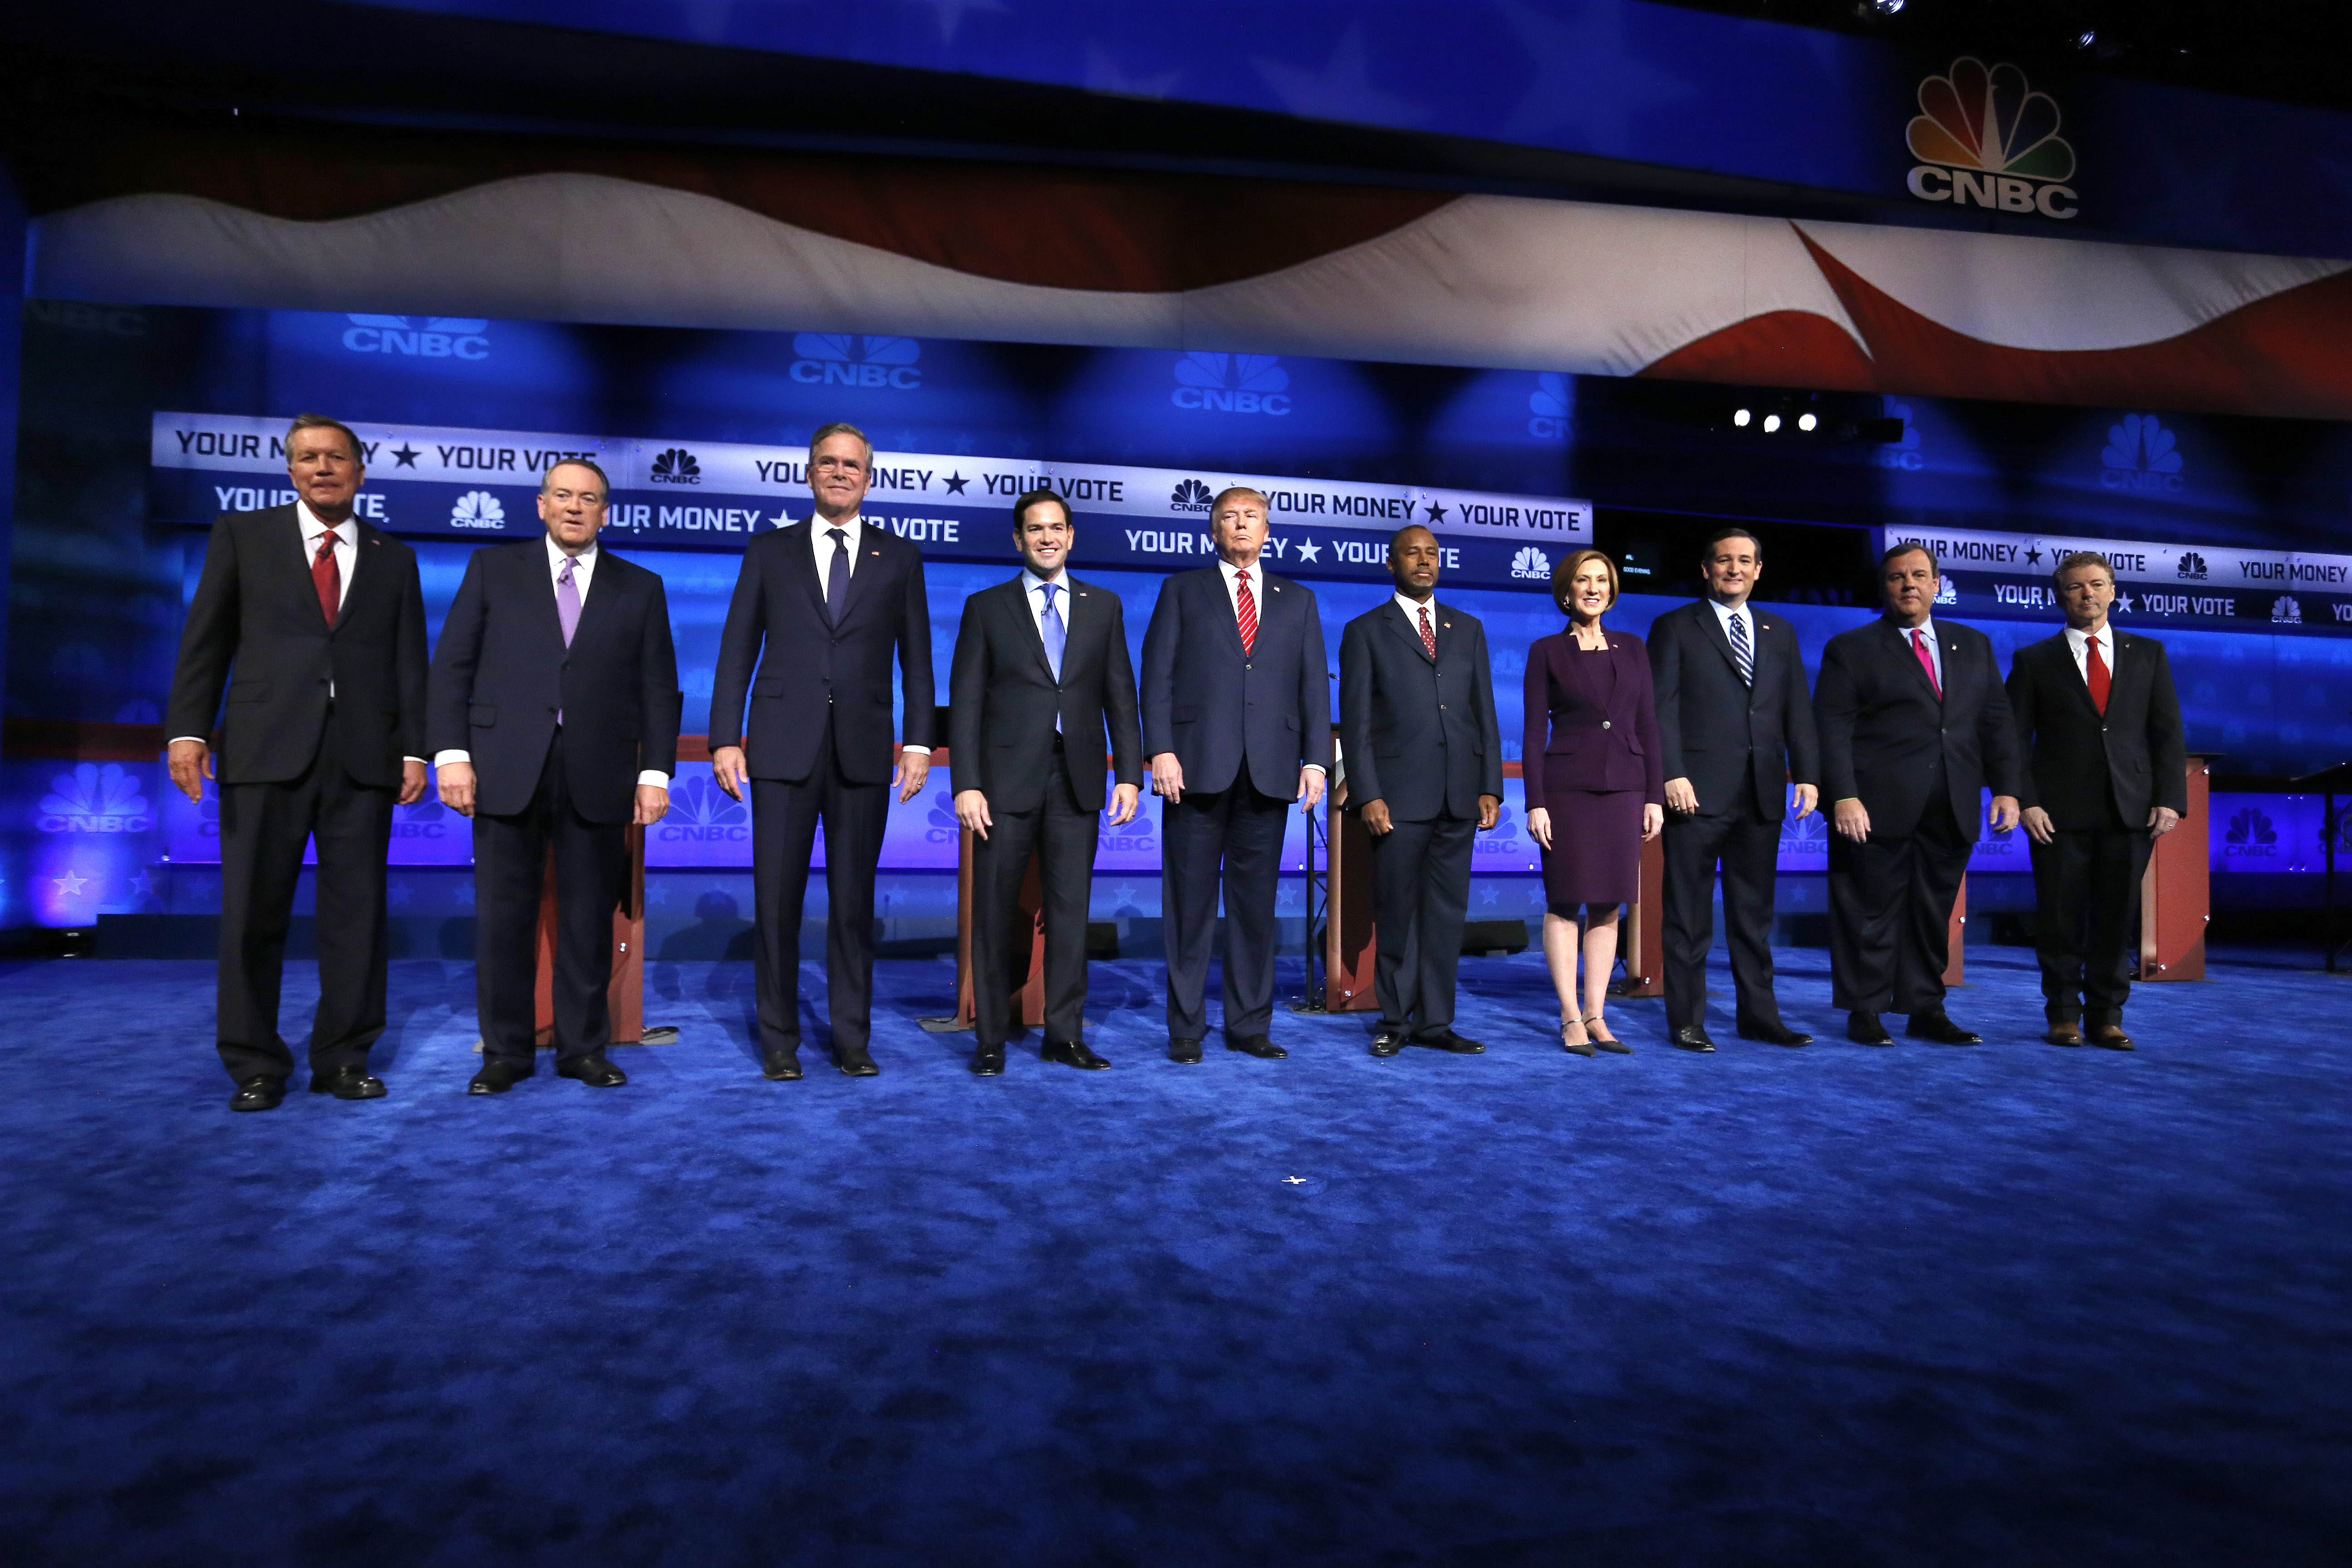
left=767, top=510, right=796, bottom=529
left=53, top=872, right=88, bottom=896
left=1283, top=1175, right=1308, bottom=1186
left=390, top=444, right=420, bottom=468
left=1496, top=0, right=1698, bottom=149
left=1294, top=539, right=1322, bottom=564
left=1480, top=884, right=1499, bottom=905
left=1424, top=502, right=1447, bottom=523
left=387, top=881, right=412, bottom=907
left=647, top=882, right=669, bottom=905
left=2116, top=591, right=2135, bottom=614
left=906, top=0, right=1005, bottom=44
left=1084, top=43, right=1182, bottom=99
left=1254, top=23, right=1427, bottom=127
left=942, top=472, right=969, bottom=496
left=1278, top=883, right=1298, bottom=906
left=2024, top=547, right=2044, bottom=566
left=130, top=867, right=157, bottom=900
left=455, top=881, right=475, bottom=906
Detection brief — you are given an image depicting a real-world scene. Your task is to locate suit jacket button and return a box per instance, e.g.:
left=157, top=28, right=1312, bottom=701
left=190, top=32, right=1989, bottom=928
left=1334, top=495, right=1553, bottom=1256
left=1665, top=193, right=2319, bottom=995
left=1602, top=720, right=1611, bottom=729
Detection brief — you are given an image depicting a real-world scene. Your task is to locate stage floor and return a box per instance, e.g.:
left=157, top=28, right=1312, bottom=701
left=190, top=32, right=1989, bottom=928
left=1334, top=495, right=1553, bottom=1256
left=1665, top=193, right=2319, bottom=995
left=4, top=949, right=2347, bottom=1565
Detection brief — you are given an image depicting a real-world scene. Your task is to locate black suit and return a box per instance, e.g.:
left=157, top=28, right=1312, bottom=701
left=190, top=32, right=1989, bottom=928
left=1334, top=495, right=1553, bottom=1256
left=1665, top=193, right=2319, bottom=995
left=428, top=539, right=681, bottom=1063
left=165, top=504, right=426, bottom=1086
left=1647, top=599, right=1819, bottom=1034
left=950, top=573, right=1143, bottom=1047
left=1815, top=616, right=2022, bottom=1015
left=2008, top=629, right=2188, bottom=1027
left=710, top=519, right=935, bottom=1061
left=1338, top=598, right=1503, bottom=1040
left=1139, top=563, right=1331, bottom=1043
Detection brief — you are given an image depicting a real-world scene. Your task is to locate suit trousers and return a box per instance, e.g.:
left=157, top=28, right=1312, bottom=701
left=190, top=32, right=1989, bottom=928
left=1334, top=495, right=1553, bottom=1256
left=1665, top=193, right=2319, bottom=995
left=973, top=749, right=1098, bottom=1046
left=472, top=730, right=627, bottom=1064
left=750, top=708, right=890, bottom=1058
left=1369, top=811, right=1476, bottom=1038
left=1661, top=774, right=1787, bottom=1032
left=1827, top=782, right=1971, bottom=1015
left=2030, top=824, right=2152, bottom=1027
left=1162, top=773, right=1291, bottom=1041
left=215, top=737, right=395, bottom=1084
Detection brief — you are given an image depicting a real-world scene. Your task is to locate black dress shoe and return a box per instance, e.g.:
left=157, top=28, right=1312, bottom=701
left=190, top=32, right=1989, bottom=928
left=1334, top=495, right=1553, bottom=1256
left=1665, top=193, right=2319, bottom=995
left=2087, top=1025, right=2136, bottom=1051
left=970, top=1044, right=1006, bottom=1076
left=1738, top=1021, right=1813, bottom=1047
left=2045, top=1022, right=2085, bottom=1047
left=309, top=1064, right=386, bottom=1099
left=1225, top=1034, right=1289, bottom=1059
left=1168, top=1038, right=1203, bottom=1064
left=1905, top=1011, right=1983, bottom=1045
left=1369, top=1031, right=1408, bottom=1058
left=230, top=1076, right=285, bottom=1112
left=557, top=1053, right=628, bottom=1087
left=833, top=1049, right=881, bottom=1078
left=1668, top=1025, right=1717, bottom=1053
left=1042, top=1038, right=1110, bottom=1070
left=1412, top=1031, right=1486, bottom=1054
left=761, top=1048, right=804, bottom=1081
left=1847, top=1011, right=1896, bottom=1046
left=468, top=1058, right=533, bottom=1095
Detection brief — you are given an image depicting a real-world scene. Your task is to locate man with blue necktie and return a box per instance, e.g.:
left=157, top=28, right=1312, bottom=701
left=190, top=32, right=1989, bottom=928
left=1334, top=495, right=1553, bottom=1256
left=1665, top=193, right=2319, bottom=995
left=949, top=489, right=1144, bottom=1074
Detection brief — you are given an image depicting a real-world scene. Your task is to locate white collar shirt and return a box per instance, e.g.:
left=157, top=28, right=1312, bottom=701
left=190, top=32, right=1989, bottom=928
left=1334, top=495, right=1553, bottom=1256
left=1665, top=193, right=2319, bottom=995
left=298, top=500, right=358, bottom=612
left=546, top=533, right=598, bottom=597
left=812, top=513, right=864, bottom=586
left=1394, top=591, right=1439, bottom=647
left=1214, top=556, right=1323, bottom=773
left=1902, top=615, right=1944, bottom=690
left=1022, top=566, right=1071, bottom=642
left=2064, top=623, right=2114, bottom=685
left=1706, top=595, right=1754, bottom=649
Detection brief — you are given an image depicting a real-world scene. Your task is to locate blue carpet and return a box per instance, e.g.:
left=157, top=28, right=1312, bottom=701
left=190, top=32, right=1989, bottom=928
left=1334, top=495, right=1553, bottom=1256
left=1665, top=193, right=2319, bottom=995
left=3, top=948, right=2347, bottom=1566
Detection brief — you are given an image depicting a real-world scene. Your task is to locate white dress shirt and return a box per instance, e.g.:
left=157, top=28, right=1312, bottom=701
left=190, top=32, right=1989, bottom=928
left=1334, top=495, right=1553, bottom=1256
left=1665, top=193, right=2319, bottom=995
left=432, top=533, right=668, bottom=788
left=1216, top=554, right=1323, bottom=774
left=1394, top=590, right=1439, bottom=645
left=1023, top=565, right=1071, bottom=645
left=2064, top=623, right=2115, bottom=686
left=1706, top=596, right=1756, bottom=660
left=1902, top=615, right=1945, bottom=691
left=809, top=512, right=930, bottom=756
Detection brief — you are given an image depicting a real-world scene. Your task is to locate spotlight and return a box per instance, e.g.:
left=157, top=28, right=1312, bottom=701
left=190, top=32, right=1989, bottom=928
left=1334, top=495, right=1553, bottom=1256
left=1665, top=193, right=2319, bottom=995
left=1798, top=412, right=1818, bottom=432
left=1733, top=408, right=1752, bottom=427
left=1763, top=414, right=1782, bottom=433
left=1864, top=0, right=1904, bottom=15
left=2077, top=29, right=2097, bottom=48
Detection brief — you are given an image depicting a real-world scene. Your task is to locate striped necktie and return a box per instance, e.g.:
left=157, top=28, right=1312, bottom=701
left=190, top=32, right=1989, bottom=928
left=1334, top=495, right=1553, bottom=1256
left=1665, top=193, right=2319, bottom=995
left=1727, top=609, right=1753, bottom=685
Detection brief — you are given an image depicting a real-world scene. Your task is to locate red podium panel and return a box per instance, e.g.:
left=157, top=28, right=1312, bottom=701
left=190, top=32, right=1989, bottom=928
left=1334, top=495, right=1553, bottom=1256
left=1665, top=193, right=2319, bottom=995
left=950, top=821, right=1049, bottom=1030
left=2139, top=757, right=2211, bottom=982
left=532, top=822, right=646, bottom=1045
left=1945, top=876, right=1966, bottom=988
left=1323, top=789, right=1380, bottom=1011
left=1618, top=832, right=1665, bottom=996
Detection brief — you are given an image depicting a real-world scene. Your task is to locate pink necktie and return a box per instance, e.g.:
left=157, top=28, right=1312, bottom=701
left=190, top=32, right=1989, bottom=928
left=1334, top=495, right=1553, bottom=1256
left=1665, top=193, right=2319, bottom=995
left=1912, top=628, right=1941, bottom=700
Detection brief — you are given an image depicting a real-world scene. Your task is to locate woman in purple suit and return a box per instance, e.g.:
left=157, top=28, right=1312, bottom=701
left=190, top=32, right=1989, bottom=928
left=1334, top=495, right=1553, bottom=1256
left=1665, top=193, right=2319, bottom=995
left=1523, top=550, right=1665, bottom=1056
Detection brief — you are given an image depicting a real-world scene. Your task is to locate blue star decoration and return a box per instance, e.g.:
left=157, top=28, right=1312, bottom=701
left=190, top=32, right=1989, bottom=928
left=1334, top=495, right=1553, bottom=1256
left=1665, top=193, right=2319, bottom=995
left=1294, top=539, right=1322, bottom=564
left=647, top=882, right=669, bottom=905
left=53, top=872, right=88, bottom=896
left=942, top=472, right=968, bottom=495
left=1480, top=884, right=1499, bottom=905
left=387, top=881, right=412, bottom=907
left=2024, top=547, right=2044, bottom=566
left=1425, top=502, right=1447, bottom=523
left=129, top=867, right=158, bottom=900
left=455, top=881, right=475, bottom=906
left=391, top=444, right=420, bottom=467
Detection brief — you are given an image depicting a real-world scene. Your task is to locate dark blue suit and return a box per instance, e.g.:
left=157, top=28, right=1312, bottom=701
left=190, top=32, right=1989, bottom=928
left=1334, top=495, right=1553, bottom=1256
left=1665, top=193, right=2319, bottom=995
left=1338, top=597, right=1503, bottom=1038
left=1140, top=563, right=1332, bottom=1042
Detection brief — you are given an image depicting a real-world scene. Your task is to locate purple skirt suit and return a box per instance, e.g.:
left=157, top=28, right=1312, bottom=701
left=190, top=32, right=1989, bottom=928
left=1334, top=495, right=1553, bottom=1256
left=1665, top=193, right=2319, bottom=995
left=1521, top=628, right=1666, bottom=907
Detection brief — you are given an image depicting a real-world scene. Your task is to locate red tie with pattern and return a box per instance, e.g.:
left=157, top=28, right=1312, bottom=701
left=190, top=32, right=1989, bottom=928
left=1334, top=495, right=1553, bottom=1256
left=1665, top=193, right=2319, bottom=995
left=2086, top=633, right=2111, bottom=715
left=1418, top=603, right=1435, bottom=658
left=1235, top=569, right=1258, bottom=655
left=1911, top=628, right=1941, bottom=700
left=312, top=531, right=341, bottom=629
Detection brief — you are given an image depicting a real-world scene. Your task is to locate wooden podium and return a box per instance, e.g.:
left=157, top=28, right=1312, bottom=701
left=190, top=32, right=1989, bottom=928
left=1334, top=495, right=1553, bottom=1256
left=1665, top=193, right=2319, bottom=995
left=531, top=823, right=647, bottom=1045
left=2138, top=756, right=2211, bottom=982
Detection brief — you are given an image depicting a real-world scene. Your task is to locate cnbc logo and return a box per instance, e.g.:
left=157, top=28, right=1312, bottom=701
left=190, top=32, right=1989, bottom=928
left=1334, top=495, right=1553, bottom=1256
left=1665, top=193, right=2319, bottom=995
left=1905, top=58, right=2078, bottom=220
left=1510, top=546, right=1551, bottom=582
left=649, top=448, right=702, bottom=485
left=1169, top=479, right=1214, bottom=514
left=1171, top=353, right=1292, bottom=416
left=791, top=333, right=922, bottom=390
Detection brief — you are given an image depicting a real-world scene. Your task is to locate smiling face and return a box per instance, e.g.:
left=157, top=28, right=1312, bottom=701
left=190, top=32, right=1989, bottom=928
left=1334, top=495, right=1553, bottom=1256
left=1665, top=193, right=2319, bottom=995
left=286, top=425, right=363, bottom=519
left=1014, top=498, right=1073, bottom=578
left=1211, top=491, right=1269, bottom=569
left=2055, top=564, right=2116, bottom=632
left=538, top=462, right=608, bottom=554
left=1701, top=533, right=1763, bottom=606
left=1563, top=558, right=1615, bottom=623
left=1881, top=549, right=1939, bottom=627
left=1388, top=526, right=1441, bottom=600
left=808, top=431, right=872, bottom=521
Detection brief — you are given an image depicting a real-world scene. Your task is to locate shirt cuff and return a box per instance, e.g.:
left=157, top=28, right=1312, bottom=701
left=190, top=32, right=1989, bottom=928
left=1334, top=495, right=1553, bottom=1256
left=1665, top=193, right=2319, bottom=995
left=432, top=750, right=470, bottom=769
left=1301, top=763, right=1328, bottom=774
left=167, top=735, right=206, bottom=747
left=637, top=771, right=670, bottom=789
left=401, top=756, right=426, bottom=765
left=899, top=744, right=933, bottom=756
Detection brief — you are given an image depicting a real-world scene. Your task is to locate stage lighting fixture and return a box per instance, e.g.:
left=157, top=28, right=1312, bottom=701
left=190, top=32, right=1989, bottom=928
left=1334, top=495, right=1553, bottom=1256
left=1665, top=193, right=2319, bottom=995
left=1763, top=414, right=1782, bottom=432
left=1734, top=408, right=1752, bottom=427
left=1865, top=0, right=1904, bottom=15
left=1798, top=412, right=1818, bottom=431
left=2078, top=29, right=2097, bottom=48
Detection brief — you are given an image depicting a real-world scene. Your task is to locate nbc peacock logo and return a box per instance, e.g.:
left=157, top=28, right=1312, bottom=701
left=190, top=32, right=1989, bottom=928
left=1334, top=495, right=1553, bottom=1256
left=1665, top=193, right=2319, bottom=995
left=1904, top=58, right=2078, bottom=220
left=1510, top=546, right=1551, bottom=582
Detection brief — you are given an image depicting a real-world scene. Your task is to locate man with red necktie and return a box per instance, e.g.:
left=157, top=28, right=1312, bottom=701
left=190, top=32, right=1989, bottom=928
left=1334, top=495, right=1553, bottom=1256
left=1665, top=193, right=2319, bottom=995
left=1815, top=544, right=2022, bottom=1047
left=2006, top=552, right=2187, bottom=1050
left=165, top=415, right=430, bottom=1111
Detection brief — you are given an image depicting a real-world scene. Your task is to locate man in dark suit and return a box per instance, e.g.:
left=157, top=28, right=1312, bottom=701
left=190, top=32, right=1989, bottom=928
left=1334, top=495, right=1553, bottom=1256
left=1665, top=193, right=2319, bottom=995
left=710, top=423, right=934, bottom=1079
left=1337, top=524, right=1502, bottom=1058
left=1648, top=527, right=1820, bottom=1053
left=950, top=489, right=1144, bottom=1075
left=1140, top=486, right=1330, bottom=1062
left=165, top=413, right=428, bottom=1112
left=429, top=460, right=681, bottom=1094
left=1816, top=544, right=2023, bottom=1046
left=2008, top=551, right=2187, bottom=1050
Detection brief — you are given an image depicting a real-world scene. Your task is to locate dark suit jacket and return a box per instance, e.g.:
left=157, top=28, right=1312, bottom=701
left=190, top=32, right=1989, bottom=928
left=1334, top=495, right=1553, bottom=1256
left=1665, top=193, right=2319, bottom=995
left=1815, top=616, right=2023, bottom=836
left=1520, top=630, right=1665, bottom=803
left=426, top=540, right=682, bottom=823
left=1337, top=597, right=1504, bottom=822
left=1139, top=564, right=1331, bottom=797
left=165, top=504, right=427, bottom=787
left=1647, top=598, right=1818, bottom=822
left=948, top=574, right=1143, bottom=813
left=2007, top=630, right=2188, bottom=829
left=709, top=520, right=935, bottom=784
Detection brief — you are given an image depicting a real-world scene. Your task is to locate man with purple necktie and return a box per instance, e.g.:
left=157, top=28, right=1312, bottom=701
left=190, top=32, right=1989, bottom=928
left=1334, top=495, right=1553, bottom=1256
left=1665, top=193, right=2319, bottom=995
left=429, top=460, right=681, bottom=1094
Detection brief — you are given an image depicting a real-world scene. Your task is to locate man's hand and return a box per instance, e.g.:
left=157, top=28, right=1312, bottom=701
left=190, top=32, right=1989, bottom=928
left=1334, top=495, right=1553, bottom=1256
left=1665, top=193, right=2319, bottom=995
left=2148, top=805, right=2181, bottom=839
left=1663, top=777, right=1700, bottom=814
left=1989, top=794, right=2021, bottom=834
left=1478, top=793, right=1500, bottom=831
left=1298, top=767, right=1325, bottom=813
left=1642, top=802, right=1665, bottom=842
left=1151, top=752, right=1185, bottom=803
left=398, top=759, right=428, bottom=806
left=167, top=739, right=213, bottom=804
left=1526, top=806, right=1553, bottom=850
left=1361, top=799, right=1392, bottom=836
left=1833, top=796, right=1870, bottom=843
left=633, top=784, right=669, bottom=826
left=1790, top=784, right=1819, bottom=819
left=1107, top=782, right=1141, bottom=827
left=2022, top=804, right=2057, bottom=845
left=711, top=745, right=750, bottom=802
left=956, top=788, right=993, bottom=839
left=438, top=760, right=477, bottom=818
left=894, top=749, right=930, bottom=804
